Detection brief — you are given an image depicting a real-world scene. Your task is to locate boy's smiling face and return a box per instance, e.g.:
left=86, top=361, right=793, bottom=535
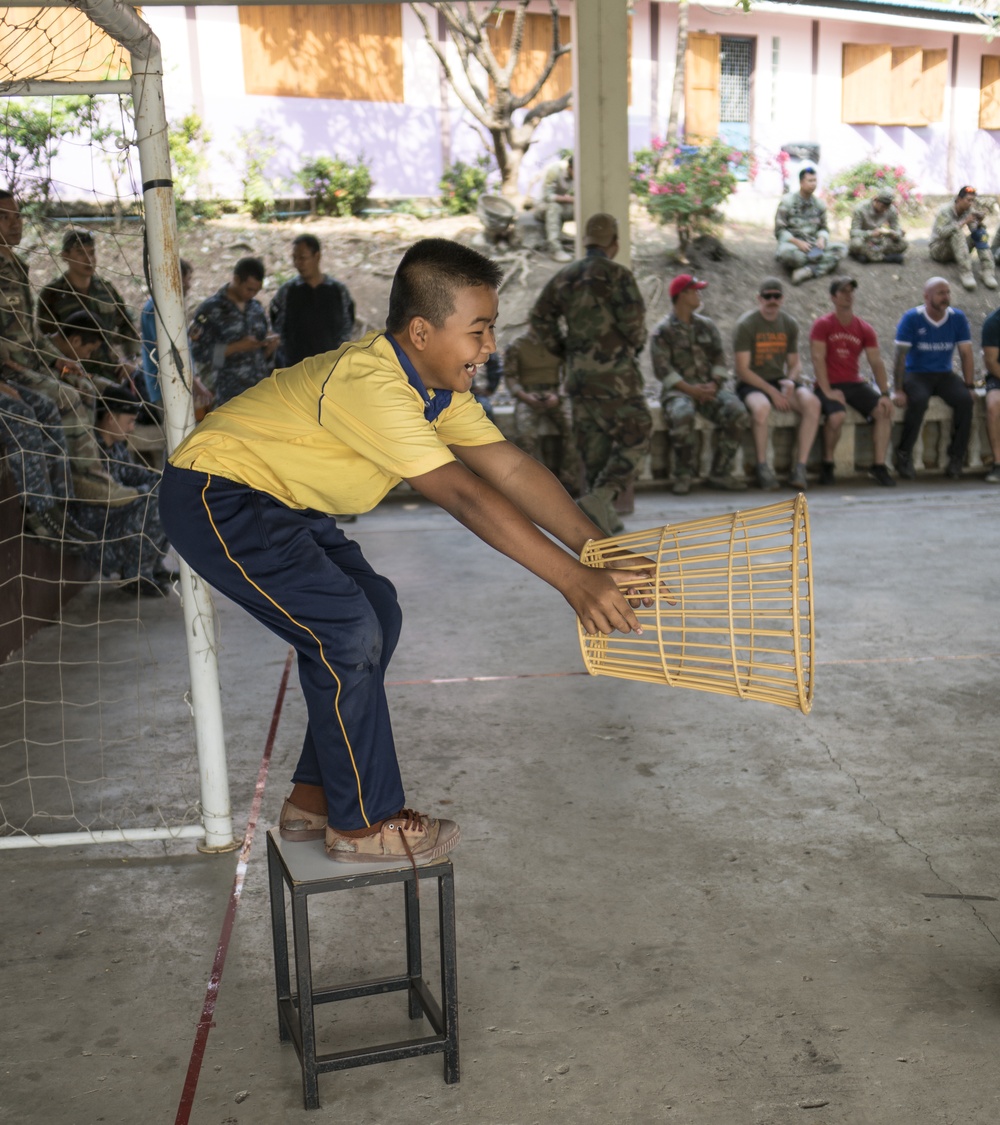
left=406, top=284, right=499, bottom=393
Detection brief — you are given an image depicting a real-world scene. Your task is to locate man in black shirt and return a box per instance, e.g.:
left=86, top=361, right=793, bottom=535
left=269, top=234, right=356, bottom=368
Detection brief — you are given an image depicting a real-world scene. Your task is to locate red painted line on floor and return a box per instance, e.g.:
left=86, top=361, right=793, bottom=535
left=174, top=646, right=295, bottom=1125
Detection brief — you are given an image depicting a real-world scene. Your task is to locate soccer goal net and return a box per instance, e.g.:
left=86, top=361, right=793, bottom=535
left=0, top=0, right=233, bottom=851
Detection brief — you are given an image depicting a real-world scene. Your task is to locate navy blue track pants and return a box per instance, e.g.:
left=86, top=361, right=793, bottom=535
left=159, top=463, right=405, bottom=829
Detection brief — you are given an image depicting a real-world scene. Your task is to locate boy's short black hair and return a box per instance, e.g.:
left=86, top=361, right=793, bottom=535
left=96, top=383, right=142, bottom=420
left=293, top=233, right=321, bottom=255
left=62, top=229, right=96, bottom=253
left=233, top=256, right=265, bottom=283
left=386, top=238, right=503, bottom=334
left=799, top=166, right=817, bottom=182
left=59, top=308, right=103, bottom=345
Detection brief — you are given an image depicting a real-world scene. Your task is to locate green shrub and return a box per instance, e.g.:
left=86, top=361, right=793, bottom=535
left=236, top=127, right=279, bottom=222
left=439, top=155, right=493, bottom=215
left=295, top=154, right=372, bottom=217
left=823, top=159, right=921, bottom=220
left=631, top=138, right=748, bottom=253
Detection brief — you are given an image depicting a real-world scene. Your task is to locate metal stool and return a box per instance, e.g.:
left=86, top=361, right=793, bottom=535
left=266, top=828, right=459, bottom=1109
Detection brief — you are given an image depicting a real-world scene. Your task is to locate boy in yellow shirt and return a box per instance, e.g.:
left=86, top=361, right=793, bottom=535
left=159, top=239, right=642, bottom=864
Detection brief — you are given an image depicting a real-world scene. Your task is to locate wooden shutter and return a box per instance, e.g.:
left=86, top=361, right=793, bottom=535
left=239, top=5, right=403, bottom=102
left=842, top=43, right=891, bottom=125
left=920, top=48, right=947, bottom=125
left=685, top=31, right=720, bottom=144
left=488, top=12, right=572, bottom=103
left=980, top=56, right=1000, bottom=129
left=890, top=46, right=925, bottom=126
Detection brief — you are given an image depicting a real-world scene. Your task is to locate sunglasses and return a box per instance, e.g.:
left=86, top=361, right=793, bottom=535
left=760, top=291, right=783, bottom=301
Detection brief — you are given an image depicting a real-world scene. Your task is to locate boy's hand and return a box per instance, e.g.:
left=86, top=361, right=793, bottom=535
left=605, top=553, right=674, bottom=609
left=566, top=563, right=644, bottom=636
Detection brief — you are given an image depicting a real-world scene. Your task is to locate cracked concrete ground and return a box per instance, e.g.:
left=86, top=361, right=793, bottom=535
left=2, top=478, right=999, bottom=1125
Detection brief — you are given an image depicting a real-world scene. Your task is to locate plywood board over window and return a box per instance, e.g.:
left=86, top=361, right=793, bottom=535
left=842, top=43, right=891, bottom=125
left=980, top=56, right=1000, bottom=130
left=239, top=4, right=403, bottom=101
left=0, top=6, right=131, bottom=83
left=487, top=12, right=572, bottom=104
left=890, top=46, right=925, bottom=127
left=921, top=49, right=947, bottom=125
left=685, top=31, right=721, bottom=144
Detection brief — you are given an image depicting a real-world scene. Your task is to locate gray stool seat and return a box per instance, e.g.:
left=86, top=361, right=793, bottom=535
left=266, top=828, right=459, bottom=1109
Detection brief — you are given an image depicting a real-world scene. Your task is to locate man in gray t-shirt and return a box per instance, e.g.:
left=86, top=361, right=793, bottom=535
left=733, top=277, right=820, bottom=491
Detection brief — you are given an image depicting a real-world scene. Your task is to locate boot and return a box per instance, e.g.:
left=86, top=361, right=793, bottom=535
left=979, top=251, right=998, bottom=290
left=72, top=470, right=142, bottom=508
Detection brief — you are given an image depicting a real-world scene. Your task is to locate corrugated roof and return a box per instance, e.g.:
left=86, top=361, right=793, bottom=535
left=772, top=0, right=993, bottom=23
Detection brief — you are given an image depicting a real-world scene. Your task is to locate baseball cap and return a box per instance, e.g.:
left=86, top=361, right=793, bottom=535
left=669, top=274, right=708, bottom=300
left=957, top=185, right=977, bottom=200
left=583, top=212, right=618, bottom=248
left=874, top=187, right=895, bottom=204
left=758, top=276, right=784, bottom=296
left=829, top=275, right=858, bottom=296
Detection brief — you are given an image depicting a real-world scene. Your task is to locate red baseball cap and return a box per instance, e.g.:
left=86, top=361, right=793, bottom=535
left=669, top=274, right=708, bottom=300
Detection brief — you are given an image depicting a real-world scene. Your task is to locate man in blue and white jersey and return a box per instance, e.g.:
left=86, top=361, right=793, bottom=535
left=892, top=276, right=976, bottom=480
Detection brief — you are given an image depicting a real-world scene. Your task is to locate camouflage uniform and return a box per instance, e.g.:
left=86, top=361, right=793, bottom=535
left=0, top=382, right=71, bottom=509
left=929, top=202, right=997, bottom=287
left=650, top=311, right=748, bottom=483
left=849, top=199, right=908, bottom=262
left=541, top=159, right=574, bottom=248
left=774, top=191, right=846, bottom=278
left=0, top=252, right=107, bottom=476
left=190, top=285, right=271, bottom=405
left=530, top=247, right=649, bottom=535
left=75, top=437, right=167, bottom=583
left=36, top=271, right=139, bottom=379
left=502, top=332, right=579, bottom=488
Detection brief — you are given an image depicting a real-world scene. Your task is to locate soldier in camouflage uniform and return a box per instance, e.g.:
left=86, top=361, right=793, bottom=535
left=0, top=191, right=137, bottom=508
left=503, top=327, right=580, bottom=492
left=540, top=155, right=574, bottom=262
left=775, top=167, right=846, bottom=285
left=849, top=188, right=908, bottom=263
left=37, top=230, right=140, bottom=381
left=650, top=275, right=748, bottom=495
left=530, top=212, right=650, bottom=536
left=929, top=185, right=997, bottom=292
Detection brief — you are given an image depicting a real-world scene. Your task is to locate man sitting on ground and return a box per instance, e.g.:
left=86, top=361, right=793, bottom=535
left=929, top=186, right=997, bottom=292
left=810, top=276, right=897, bottom=488
left=849, top=188, right=907, bottom=264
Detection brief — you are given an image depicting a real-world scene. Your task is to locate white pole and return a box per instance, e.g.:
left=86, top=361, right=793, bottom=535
left=73, top=0, right=236, bottom=852
left=0, top=825, right=206, bottom=849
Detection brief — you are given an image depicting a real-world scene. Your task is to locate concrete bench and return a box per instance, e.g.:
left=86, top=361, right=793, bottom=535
left=491, top=393, right=994, bottom=484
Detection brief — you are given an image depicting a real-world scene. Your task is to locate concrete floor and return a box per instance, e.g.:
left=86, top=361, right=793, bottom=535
left=2, top=479, right=999, bottom=1125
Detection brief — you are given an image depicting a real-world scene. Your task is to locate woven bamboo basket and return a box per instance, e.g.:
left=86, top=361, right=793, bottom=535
left=577, top=495, right=814, bottom=713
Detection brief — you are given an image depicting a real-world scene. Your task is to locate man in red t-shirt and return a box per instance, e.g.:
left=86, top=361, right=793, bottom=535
left=810, top=275, right=899, bottom=486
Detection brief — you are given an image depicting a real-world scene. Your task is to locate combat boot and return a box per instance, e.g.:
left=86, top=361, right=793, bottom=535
left=791, top=266, right=813, bottom=285
left=960, top=269, right=977, bottom=291
left=979, top=251, right=998, bottom=290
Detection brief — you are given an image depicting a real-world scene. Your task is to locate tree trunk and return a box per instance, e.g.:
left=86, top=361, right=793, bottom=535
left=665, top=0, right=688, bottom=150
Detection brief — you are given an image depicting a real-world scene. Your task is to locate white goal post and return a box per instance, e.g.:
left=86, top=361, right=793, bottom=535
left=0, top=0, right=234, bottom=851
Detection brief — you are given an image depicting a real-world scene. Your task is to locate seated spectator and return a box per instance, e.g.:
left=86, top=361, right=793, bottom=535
left=269, top=235, right=355, bottom=368
left=978, top=301, right=1000, bottom=484
left=189, top=257, right=278, bottom=406
left=929, top=187, right=997, bottom=292
left=848, top=189, right=907, bottom=264
left=734, top=277, right=821, bottom=491
left=538, top=154, right=574, bottom=262
left=650, top=274, right=748, bottom=495
left=37, top=230, right=140, bottom=380
left=810, top=276, right=897, bottom=488
left=0, top=378, right=95, bottom=549
left=774, top=167, right=846, bottom=285
left=892, top=277, right=975, bottom=480
left=75, top=384, right=171, bottom=596
left=503, top=327, right=580, bottom=493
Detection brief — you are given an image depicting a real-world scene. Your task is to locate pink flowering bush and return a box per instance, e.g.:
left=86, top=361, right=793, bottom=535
left=630, top=139, right=748, bottom=252
left=823, top=159, right=922, bottom=220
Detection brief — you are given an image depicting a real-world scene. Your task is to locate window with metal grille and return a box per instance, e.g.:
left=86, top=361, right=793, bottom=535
left=720, top=36, right=753, bottom=124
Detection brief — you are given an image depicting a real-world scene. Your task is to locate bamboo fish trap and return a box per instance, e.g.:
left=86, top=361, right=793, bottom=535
left=578, top=496, right=814, bottom=713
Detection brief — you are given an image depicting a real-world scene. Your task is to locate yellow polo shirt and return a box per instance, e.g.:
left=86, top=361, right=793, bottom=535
left=170, top=331, right=503, bottom=514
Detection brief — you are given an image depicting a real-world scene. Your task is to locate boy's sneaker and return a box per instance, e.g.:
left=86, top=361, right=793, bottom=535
left=984, top=466, right=1000, bottom=484
left=326, top=809, right=460, bottom=864
left=788, top=464, right=808, bottom=491
left=279, top=798, right=327, bottom=842
left=756, top=464, right=779, bottom=491
left=818, top=461, right=835, bottom=486
left=868, top=463, right=896, bottom=487
left=894, top=450, right=916, bottom=479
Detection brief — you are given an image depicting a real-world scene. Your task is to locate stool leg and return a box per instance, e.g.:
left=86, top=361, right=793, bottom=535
left=438, top=867, right=460, bottom=1084
left=267, top=840, right=292, bottom=1044
left=404, top=875, right=423, bottom=1020
left=291, top=892, right=321, bottom=1110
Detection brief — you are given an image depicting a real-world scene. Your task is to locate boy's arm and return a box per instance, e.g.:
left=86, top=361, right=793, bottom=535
left=404, top=445, right=642, bottom=637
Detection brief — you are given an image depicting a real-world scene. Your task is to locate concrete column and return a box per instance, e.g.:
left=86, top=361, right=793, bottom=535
left=572, top=0, right=632, bottom=266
